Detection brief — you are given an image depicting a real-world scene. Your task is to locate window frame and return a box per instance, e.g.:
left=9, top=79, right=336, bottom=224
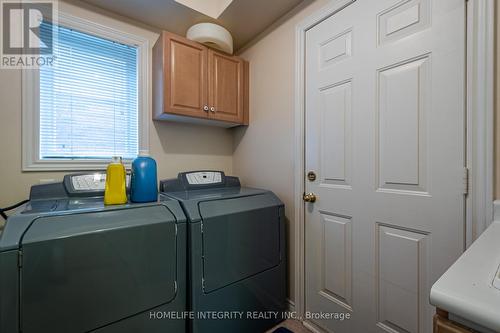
left=22, top=11, right=150, bottom=171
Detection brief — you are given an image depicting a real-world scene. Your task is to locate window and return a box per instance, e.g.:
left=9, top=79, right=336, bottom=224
left=23, top=12, right=149, bottom=171
left=40, top=23, right=138, bottom=160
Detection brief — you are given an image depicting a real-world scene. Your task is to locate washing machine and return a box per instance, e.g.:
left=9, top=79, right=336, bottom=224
left=161, top=170, right=287, bottom=333
left=0, top=172, right=187, bottom=333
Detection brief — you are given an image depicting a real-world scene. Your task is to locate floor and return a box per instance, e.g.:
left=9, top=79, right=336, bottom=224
left=267, top=319, right=313, bottom=333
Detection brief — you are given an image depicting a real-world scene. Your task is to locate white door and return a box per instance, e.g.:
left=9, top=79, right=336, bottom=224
left=304, top=1, right=465, bottom=333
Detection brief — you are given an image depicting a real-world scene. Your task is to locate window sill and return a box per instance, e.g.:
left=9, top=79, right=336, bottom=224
left=22, top=159, right=134, bottom=172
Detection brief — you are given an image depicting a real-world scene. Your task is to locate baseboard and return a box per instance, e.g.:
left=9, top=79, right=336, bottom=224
left=303, top=320, right=327, bottom=333
left=286, top=298, right=295, bottom=312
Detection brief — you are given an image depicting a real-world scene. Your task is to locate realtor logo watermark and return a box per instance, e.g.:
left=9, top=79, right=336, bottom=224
left=1, top=0, right=57, bottom=68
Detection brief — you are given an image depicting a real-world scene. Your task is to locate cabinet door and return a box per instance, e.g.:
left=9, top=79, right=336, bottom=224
left=208, top=50, right=244, bottom=123
left=434, top=314, right=477, bottom=333
left=165, top=33, right=208, bottom=118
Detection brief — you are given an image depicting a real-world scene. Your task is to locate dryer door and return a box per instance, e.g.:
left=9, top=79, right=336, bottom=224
left=20, top=205, right=178, bottom=333
left=199, top=194, right=281, bottom=293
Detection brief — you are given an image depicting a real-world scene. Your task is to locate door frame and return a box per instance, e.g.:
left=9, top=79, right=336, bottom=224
left=293, top=0, right=495, bottom=327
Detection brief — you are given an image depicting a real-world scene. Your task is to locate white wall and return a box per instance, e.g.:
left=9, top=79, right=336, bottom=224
left=233, top=0, right=330, bottom=302
left=0, top=0, right=233, bottom=209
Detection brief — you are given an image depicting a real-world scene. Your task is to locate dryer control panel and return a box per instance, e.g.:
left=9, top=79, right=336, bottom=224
left=160, top=171, right=240, bottom=192
left=185, top=171, right=222, bottom=185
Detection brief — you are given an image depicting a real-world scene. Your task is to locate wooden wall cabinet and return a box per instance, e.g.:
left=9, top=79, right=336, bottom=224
left=153, top=31, right=249, bottom=127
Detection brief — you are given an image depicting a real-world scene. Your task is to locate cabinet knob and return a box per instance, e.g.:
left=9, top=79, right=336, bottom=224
left=210, top=106, right=216, bottom=112
left=203, top=105, right=209, bottom=112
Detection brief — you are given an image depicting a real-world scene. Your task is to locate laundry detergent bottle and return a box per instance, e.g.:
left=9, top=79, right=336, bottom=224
left=104, top=156, right=128, bottom=205
left=130, top=150, right=158, bottom=203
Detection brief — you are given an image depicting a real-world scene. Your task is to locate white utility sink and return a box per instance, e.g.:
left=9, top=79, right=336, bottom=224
left=493, top=265, right=500, bottom=291
left=430, top=202, right=500, bottom=333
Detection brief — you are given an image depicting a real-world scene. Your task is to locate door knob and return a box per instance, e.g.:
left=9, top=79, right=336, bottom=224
left=210, top=106, right=216, bottom=112
left=303, top=192, right=317, bottom=203
left=203, top=105, right=209, bottom=112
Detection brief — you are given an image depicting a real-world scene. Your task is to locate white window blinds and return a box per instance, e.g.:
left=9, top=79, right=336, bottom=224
left=39, top=23, right=139, bottom=160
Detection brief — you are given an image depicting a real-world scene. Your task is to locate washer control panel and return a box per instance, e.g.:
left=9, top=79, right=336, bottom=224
left=185, top=171, right=222, bottom=185
left=64, top=172, right=130, bottom=196
left=71, top=173, right=107, bottom=191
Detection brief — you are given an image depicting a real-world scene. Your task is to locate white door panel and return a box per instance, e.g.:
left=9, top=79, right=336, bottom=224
left=304, top=0, right=465, bottom=332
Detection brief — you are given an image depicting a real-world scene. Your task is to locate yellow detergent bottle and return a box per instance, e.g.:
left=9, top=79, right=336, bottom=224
left=104, top=156, right=128, bottom=205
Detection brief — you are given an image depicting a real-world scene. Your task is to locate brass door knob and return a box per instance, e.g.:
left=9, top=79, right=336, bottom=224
left=303, top=192, right=317, bottom=203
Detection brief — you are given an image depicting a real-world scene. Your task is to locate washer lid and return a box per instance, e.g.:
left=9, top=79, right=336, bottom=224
left=165, top=187, right=272, bottom=223
left=20, top=205, right=179, bottom=333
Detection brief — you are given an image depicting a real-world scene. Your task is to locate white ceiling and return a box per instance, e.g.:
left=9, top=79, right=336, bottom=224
left=80, top=0, right=304, bottom=51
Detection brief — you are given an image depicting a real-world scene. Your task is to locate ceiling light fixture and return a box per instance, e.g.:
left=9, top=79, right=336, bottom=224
left=187, top=23, right=233, bottom=54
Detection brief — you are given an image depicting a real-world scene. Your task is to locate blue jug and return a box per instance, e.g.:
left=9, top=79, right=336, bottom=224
left=130, top=151, right=158, bottom=203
